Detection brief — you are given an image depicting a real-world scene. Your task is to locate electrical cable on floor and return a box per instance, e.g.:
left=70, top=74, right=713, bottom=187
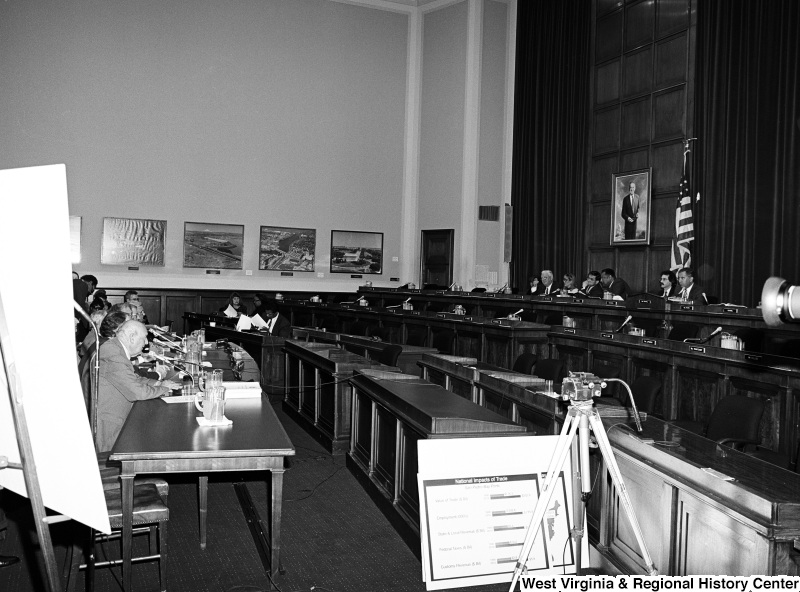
left=284, top=461, right=346, bottom=503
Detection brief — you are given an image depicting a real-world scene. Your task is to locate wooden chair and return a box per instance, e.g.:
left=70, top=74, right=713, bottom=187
left=432, top=330, right=456, bottom=355
left=533, top=359, right=567, bottom=383
left=629, top=376, right=662, bottom=416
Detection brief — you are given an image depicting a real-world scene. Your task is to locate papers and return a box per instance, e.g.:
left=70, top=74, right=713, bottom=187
left=223, top=304, right=238, bottom=317
left=236, top=315, right=252, bottom=331
left=221, top=381, right=262, bottom=399
left=251, top=313, right=268, bottom=329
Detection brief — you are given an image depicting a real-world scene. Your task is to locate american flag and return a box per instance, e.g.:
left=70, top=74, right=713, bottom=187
left=670, top=173, right=694, bottom=271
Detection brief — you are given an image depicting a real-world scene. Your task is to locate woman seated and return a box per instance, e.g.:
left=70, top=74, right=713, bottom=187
left=220, top=292, right=248, bottom=317
left=561, top=273, right=580, bottom=295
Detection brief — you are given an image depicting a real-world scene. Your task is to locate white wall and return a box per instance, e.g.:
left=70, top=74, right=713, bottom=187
left=0, top=0, right=513, bottom=292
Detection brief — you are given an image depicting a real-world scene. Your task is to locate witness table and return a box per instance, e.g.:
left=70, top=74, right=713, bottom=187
left=110, top=348, right=295, bottom=591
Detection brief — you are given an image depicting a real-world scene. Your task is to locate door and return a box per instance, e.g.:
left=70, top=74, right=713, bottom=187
left=420, top=229, right=454, bottom=289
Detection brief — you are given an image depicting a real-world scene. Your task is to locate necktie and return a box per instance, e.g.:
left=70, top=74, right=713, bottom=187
left=545, top=286, right=550, bottom=295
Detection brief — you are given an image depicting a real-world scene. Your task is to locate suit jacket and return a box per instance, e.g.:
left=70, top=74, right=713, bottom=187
left=97, top=337, right=170, bottom=452
left=606, top=278, right=631, bottom=299
left=661, top=284, right=679, bottom=299
left=268, top=313, right=292, bottom=338
left=581, top=284, right=604, bottom=298
left=531, top=284, right=557, bottom=296
left=679, top=283, right=708, bottom=304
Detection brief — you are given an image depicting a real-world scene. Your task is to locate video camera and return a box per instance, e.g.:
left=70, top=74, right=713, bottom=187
left=559, top=372, right=607, bottom=402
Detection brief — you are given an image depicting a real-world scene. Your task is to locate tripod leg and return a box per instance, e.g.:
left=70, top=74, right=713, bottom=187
left=588, top=412, right=658, bottom=575
left=508, top=410, right=580, bottom=592
left=573, top=413, right=591, bottom=575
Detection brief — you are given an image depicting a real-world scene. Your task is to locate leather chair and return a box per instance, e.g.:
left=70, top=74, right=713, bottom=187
left=671, top=395, right=765, bottom=450
left=667, top=323, right=699, bottom=342
left=377, top=344, right=403, bottom=367
left=512, top=352, right=537, bottom=375
left=432, top=330, right=456, bottom=355
left=405, top=328, right=428, bottom=347
left=348, top=321, right=370, bottom=336
left=533, top=359, right=567, bottom=383
left=628, top=375, right=662, bottom=416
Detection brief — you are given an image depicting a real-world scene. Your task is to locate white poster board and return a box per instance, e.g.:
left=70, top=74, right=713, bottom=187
left=0, top=164, right=110, bottom=533
left=418, top=436, right=588, bottom=590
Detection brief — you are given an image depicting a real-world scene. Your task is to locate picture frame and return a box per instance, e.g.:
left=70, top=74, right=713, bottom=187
left=330, top=230, right=383, bottom=275
left=183, top=222, right=244, bottom=269
left=610, top=168, right=651, bottom=246
left=101, top=217, right=166, bottom=266
left=259, top=225, right=316, bottom=271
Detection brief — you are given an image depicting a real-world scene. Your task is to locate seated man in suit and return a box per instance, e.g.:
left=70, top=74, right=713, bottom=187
left=580, top=270, right=605, bottom=298
left=258, top=299, right=292, bottom=337
left=676, top=267, right=708, bottom=304
left=97, top=320, right=181, bottom=452
left=600, top=268, right=630, bottom=299
left=124, top=289, right=149, bottom=324
left=531, top=269, right=557, bottom=295
left=659, top=270, right=679, bottom=299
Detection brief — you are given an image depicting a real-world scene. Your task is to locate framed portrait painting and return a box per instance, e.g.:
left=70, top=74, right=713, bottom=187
left=330, top=230, right=383, bottom=275
left=610, top=168, right=651, bottom=246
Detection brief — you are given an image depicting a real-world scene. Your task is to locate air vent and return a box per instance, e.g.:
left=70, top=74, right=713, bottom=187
left=478, top=205, right=500, bottom=221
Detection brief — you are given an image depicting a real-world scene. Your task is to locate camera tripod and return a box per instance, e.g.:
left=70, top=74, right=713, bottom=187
left=508, top=384, right=657, bottom=591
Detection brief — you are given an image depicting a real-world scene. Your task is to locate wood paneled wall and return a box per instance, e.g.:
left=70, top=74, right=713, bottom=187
left=587, top=0, right=694, bottom=292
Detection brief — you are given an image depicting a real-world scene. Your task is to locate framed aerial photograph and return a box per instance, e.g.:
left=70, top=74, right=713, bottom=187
left=101, top=217, right=166, bottom=266
left=183, top=222, right=244, bottom=269
left=69, top=215, right=81, bottom=264
left=330, top=230, right=383, bottom=275
left=611, top=168, right=651, bottom=246
left=259, top=226, right=316, bottom=271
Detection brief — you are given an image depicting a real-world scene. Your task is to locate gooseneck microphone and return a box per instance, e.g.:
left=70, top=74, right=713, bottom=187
left=615, top=315, right=633, bottom=333
left=762, top=277, right=800, bottom=327
left=684, top=326, right=722, bottom=344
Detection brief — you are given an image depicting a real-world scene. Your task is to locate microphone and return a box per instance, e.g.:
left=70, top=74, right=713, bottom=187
left=386, top=297, right=411, bottom=309
left=762, top=276, right=800, bottom=327
left=615, top=315, right=633, bottom=333
left=499, top=308, right=524, bottom=320
left=495, top=283, right=508, bottom=293
left=684, top=326, right=722, bottom=343
left=448, top=281, right=457, bottom=290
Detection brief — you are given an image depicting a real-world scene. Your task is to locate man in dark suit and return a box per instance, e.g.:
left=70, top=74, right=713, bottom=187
left=97, top=320, right=181, bottom=452
left=659, top=270, right=679, bottom=299
left=531, top=270, right=556, bottom=296
left=260, top=299, right=292, bottom=337
left=581, top=270, right=605, bottom=298
left=600, top=268, right=631, bottom=299
left=621, top=181, right=640, bottom=239
left=676, top=267, right=708, bottom=304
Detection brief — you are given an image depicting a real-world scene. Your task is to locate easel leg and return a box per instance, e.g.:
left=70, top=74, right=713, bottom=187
left=587, top=412, right=657, bottom=575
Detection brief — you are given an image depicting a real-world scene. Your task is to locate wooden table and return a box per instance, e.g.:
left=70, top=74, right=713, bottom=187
left=109, top=349, right=295, bottom=591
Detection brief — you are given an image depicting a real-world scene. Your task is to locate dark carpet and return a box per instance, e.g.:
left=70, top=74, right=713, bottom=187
left=0, top=395, right=509, bottom=592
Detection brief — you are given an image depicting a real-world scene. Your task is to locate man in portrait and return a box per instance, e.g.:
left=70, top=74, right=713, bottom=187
left=621, top=181, right=640, bottom=240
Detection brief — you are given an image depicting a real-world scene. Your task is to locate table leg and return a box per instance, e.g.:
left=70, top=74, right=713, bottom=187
left=119, top=470, right=135, bottom=591
left=269, top=469, right=286, bottom=581
left=198, top=475, right=208, bottom=550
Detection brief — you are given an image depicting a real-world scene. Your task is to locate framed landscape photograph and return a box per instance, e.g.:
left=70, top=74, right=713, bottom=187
left=183, top=222, right=244, bottom=269
left=330, top=230, right=383, bottom=275
left=259, top=226, right=316, bottom=271
left=101, top=217, right=166, bottom=266
left=610, top=168, right=651, bottom=246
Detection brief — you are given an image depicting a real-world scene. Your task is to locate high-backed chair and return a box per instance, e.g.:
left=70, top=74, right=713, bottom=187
left=405, top=328, right=428, bottom=347
left=377, top=344, right=403, bottom=367
left=348, top=321, right=370, bottom=336
left=671, top=395, right=765, bottom=450
left=512, top=352, right=537, bottom=375
left=667, top=323, right=699, bottom=342
left=628, top=375, right=662, bottom=416
left=432, top=330, right=456, bottom=355
left=533, top=359, right=567, bottom=384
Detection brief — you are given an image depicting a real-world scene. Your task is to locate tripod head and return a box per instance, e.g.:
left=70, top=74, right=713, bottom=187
left=560, top=372, right=606, bottom=402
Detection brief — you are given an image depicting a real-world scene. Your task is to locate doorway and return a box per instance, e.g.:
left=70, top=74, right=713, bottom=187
left=420, top=229, right=454, bottom=289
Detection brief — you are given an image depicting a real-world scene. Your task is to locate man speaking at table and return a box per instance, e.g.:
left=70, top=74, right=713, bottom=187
left=97, top=320, right=181, bottom=452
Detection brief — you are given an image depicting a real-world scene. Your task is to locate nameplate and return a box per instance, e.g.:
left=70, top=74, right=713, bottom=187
left=319, top=303, right=328, bottom=307
left=689, top=346, right=706, bottom=353
left=386, top=308, right=397, bottom=313
left=437, top=313, right=447, bottom=318
left=573, top=298, right=584, bottom=304
left=485, top=293, right=497, bottom=298
left=723, top=307, right=740, bottom=314
left=508, top=294, right=523, bottom=299
left=281, top=271, right=294, bottom=276
left=409, top=289, right=421, bottom=293
left=564, top=328, right=576, bottom=334
left=128, top=266, right=140, bottom=271
left=205, top=269, right=218, bottom=274
left=350, top=274, right=362, bottom=279
left=681, top=305, right=695, bottom=311
left=411, top=311, right=421, bottom=316
left=390, top=277, right=399, bottom=282
left=605, top=301, right=619, bottom=306
left=638, top=299, right=653, bottom=305
left=744, top=354, right=762, bottom=362
left=298, top=301, right=307, bottom=306
left=435, top=291, right=446, bottom=295
left=600, top=332, right=614, bottom=339
left=463, top=316, right=474, bottom=321
left=540, top=297, right=553, bottom=302
left=491, top=319, right=502, bottom=325
left=643, top=339, right=657, bottom=346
